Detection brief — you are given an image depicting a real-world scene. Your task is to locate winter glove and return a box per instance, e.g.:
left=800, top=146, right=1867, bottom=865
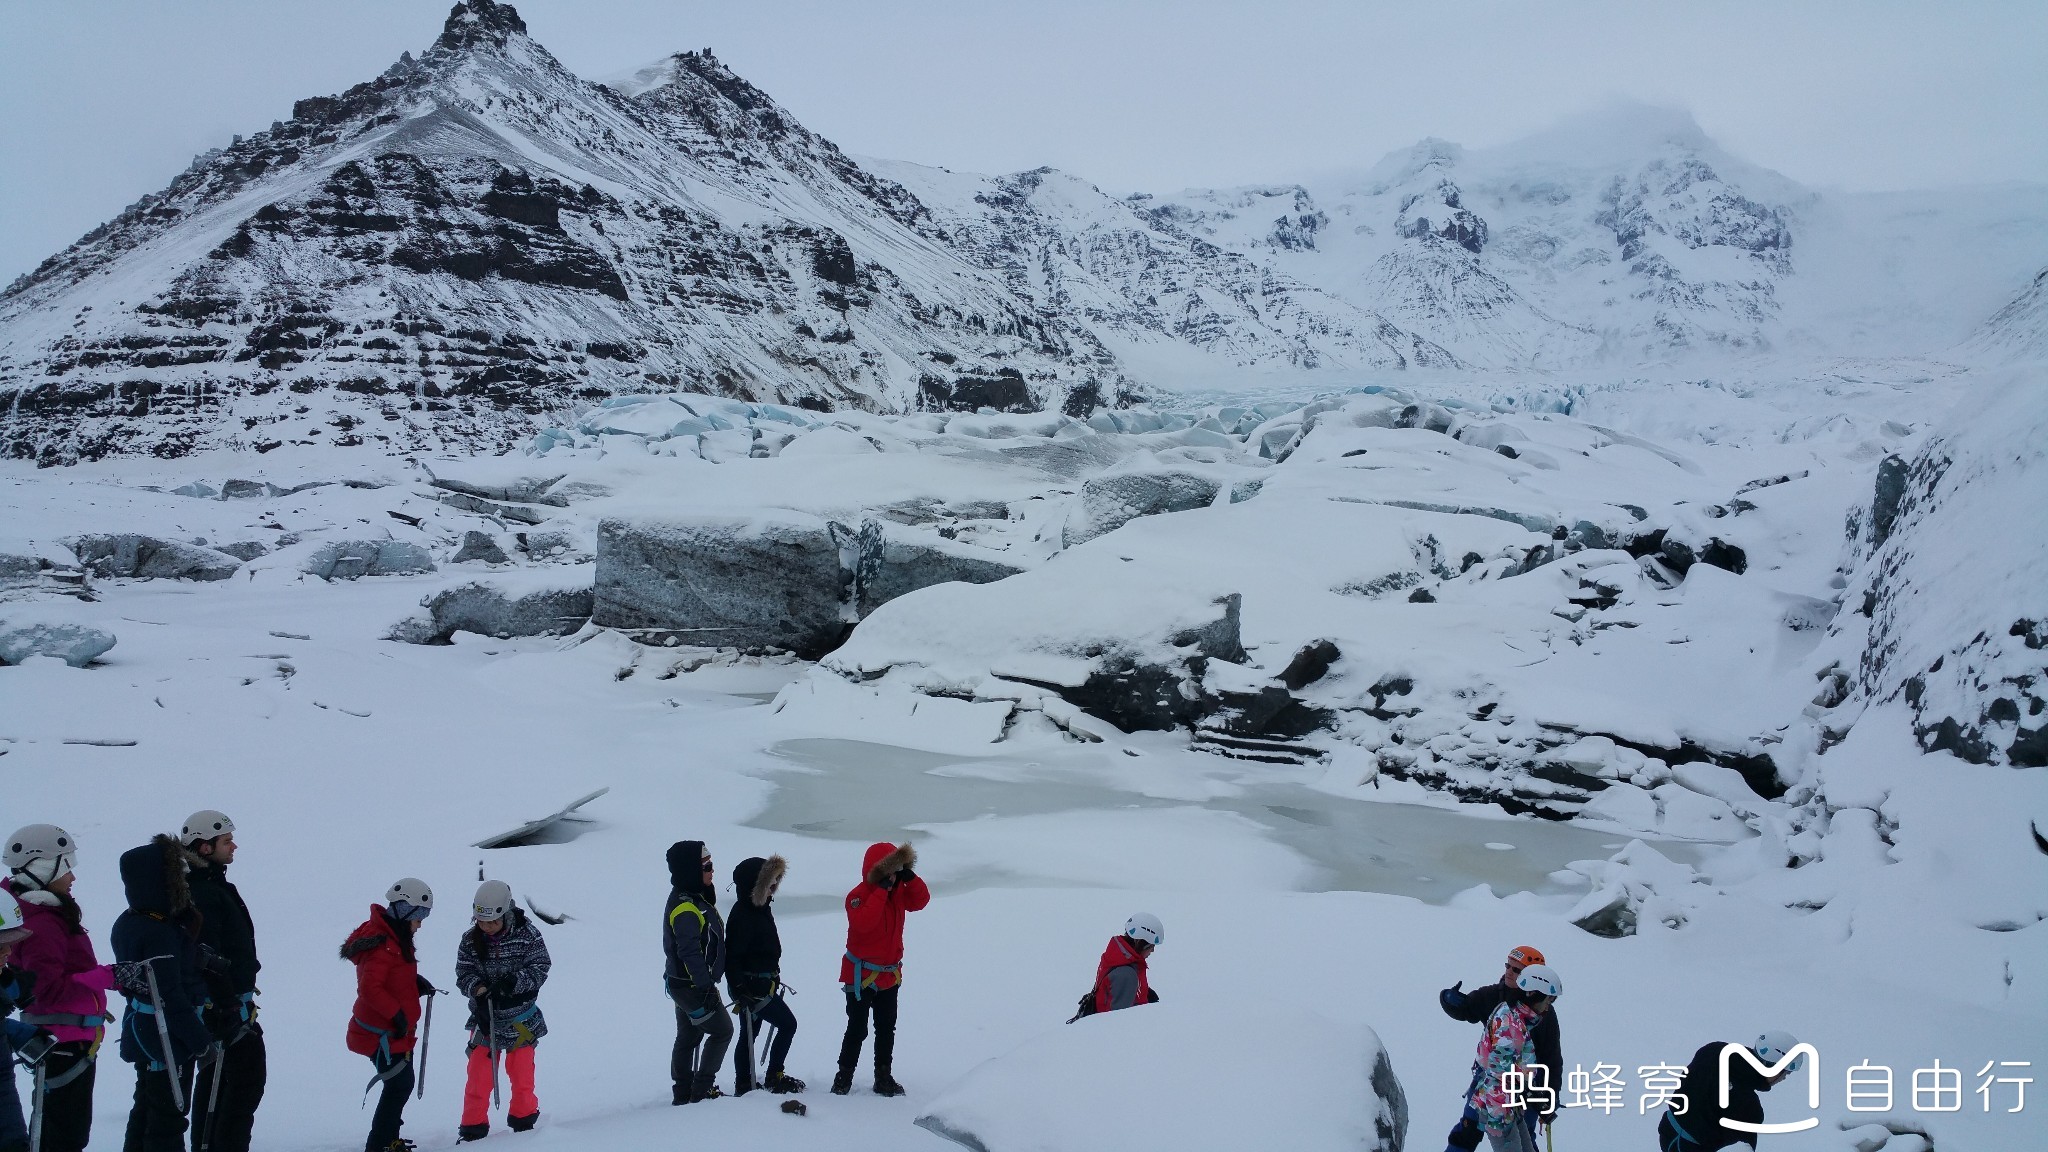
left=415, top=975, right=438, bottom=997
left=1145, top=988, right=1161, bottom=1004
left=390, top=1011, right=409, bottom=1040
left=489, top=975, right=518, bottom=1000
left=896, top=866, right=916, bottom=884
left=198, top=945, right=232, bottom=977
left=1439, top=981, right=1467, bottom=1015
left=195, top=1042, right=224, bottom=1069
left=110, top=961, right=153, bottom=998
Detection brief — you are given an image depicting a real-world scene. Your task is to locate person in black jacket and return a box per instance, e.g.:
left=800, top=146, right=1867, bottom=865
left=181, top=810, right=265, bottom=1152
left=1440, top=945, right=1561, bottom=1150
left=663, top=841, right=729, bottom=1105
left=1657, top=1033, right=1805, bottom=1151
left=111, top=835, right=214, bottom=1152
left=725, top=856, right=803, bottom=1096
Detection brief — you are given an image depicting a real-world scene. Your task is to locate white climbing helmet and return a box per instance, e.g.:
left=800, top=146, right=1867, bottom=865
left=0, top=889, right=31, bottom=946
left=1753, top=1030, right=1805, bottom=1072
left=386, top=877, right=434, bottom=920
left=1515, top=963, right=1563, bottom=1000
left=181, top=810, right=235, bottom=847
left=473, top=879, right=513, bottom=922
left=4, top=824, right=76, bottom=888
left=1124, top=912, right=1164, bottom=948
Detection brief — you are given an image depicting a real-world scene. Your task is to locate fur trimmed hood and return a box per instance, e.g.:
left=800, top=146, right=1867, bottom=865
left=864, top=841, right=916, bottom=888
left=734, top=855, right=786, bottom=908
left=119, top=834, right=192, bottom=918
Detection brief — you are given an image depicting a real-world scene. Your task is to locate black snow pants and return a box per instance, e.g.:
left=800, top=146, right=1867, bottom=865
left=33, top=1043, right=97, bottom=1152
left=731, top=993, right=797, bottom=1092
left=122, top=1064, right=191, bottom=1152
left=837, top=983, right=899, bottom=1074
left=363, top=1049, right=413, bottom=1152
left=670, top=988, right=733, bottom=1100
left=191, top=1024, right=266, bottom=1152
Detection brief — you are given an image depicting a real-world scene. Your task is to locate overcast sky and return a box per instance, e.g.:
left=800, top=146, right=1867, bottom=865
left=2, top=0, right=2044, bottom=283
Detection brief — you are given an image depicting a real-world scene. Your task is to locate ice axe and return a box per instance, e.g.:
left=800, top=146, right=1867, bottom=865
left=140, top=957, right=187, bottom=1113
left=485, top=993, right=502, bottom=1110
left=197, top=1043, right=225, bottom=1152
left=416, top=989, right=445, bottom=1100
left=27, top=1064, right=43, bottom=1152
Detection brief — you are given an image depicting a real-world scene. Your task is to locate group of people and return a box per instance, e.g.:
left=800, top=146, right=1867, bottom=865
left=1, top=816, right=262, bottom=1152
left=1439, top=944, right=1807, bottom=1152
left=0, top=815, right=1811, bottom=1152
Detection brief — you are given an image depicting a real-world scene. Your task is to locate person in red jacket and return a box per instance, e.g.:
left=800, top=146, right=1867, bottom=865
left=831, top=842, right=928, bottom=1097
left=1093, top=913, right=1163, bottom=1014
left=341, top=879, right=436, bottom=1152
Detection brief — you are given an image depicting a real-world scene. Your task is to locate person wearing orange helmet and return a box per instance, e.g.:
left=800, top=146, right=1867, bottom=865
left=1439, top=945, right=1563, bottom=1151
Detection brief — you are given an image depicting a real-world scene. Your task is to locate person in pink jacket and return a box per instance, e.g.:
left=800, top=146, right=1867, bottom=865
left=3, top=824, right=120, bottom=1152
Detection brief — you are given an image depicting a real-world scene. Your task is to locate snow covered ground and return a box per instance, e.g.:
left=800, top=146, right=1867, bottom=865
left=3, top=355, right=2045, bottom=1152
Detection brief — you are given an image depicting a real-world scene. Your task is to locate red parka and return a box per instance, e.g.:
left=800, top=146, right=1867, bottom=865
left=341, top=905, right=423, bottom=1056
left=1092, top=935, right=1152, bottom=1013
left=839, top=842, right=929, bottom=991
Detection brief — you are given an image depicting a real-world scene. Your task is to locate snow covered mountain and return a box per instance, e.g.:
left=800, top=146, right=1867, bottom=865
left=1140, top=106, right=2048, bottom=367
left=0, top=1, right=1133, bottom=464
left=5, top=8, right=2046, bottom=467
left=870, top=161, right=1459, bottom=380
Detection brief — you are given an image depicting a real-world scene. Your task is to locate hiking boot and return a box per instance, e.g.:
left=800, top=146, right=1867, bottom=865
left=767, top=1070, right=807, bottom=1094
left=379, top=1142, right=418, bottom=1152
left=672, top=1083, right=690, bottom=1106
left=689, top=1080, right=724, bottom=1103
left=457, top=1124, right=488, bottom=1143
left=873, top=1071, right=906, bottom=1097
left=829, top=1067, right=854, bottom=1095
left=507, top=1112, right=538, bottom=1133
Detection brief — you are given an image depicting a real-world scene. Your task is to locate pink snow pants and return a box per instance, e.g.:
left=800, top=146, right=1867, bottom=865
left=461, top=1045, right=538, bottom=1126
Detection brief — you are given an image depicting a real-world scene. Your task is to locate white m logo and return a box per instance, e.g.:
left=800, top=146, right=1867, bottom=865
left=1719, top=1043, right=1820, bottom=1134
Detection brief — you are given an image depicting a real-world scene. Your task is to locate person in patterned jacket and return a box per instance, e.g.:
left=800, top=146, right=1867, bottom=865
left=455, top=880, right=549, bottom=1141
left=1464, top=964, right=1562, bottom=1152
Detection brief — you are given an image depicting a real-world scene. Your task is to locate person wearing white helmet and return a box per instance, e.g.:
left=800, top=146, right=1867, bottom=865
left=342, top=879, right=437, bottom=1152
left=181, top=810, right=266, bottom=1152
left=2, top=825, right=120, bottom=1152
left=453, top=879, right=550, bottom=1141
left=1462, top=964, right=1562, bottom=1152
left=1440, top=945, right=1563, bottom=1150
left=1656, top=1031, right=1807, bottom=1151
left=1071, top=913, right=1163, bottom=1021
left=1, top=888, right=46, bottom=1152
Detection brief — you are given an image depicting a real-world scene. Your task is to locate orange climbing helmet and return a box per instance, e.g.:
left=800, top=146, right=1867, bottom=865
left=1505, top=945, right=1546, bottom=971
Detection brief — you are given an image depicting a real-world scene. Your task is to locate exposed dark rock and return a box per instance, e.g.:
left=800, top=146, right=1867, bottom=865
left=1407, top=588, right=1436, bottom=603
left=1698, top=537, right=1747, bottom=574
left=919, top=372, right=1036, bottom=414
left=452, top=530, right=511, bottom=564
left=391, top=579, right=593, bottom=644
left=1871, top=454, right=1909, bottom=547
left=1279, top=639, right=1341, bottom=690
left=69, top=534, right=241, bottom=581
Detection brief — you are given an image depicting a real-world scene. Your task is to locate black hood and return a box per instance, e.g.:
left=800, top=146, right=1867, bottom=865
left=667, top=840, right=714, bottom=904
left=119, top=835, right=192, bottom=918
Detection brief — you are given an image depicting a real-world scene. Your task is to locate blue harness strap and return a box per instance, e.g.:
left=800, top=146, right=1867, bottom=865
left=844, top=951, right=900, bottom=991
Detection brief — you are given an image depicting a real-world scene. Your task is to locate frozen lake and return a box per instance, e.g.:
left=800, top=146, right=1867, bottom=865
left=749, top=738, right=1711, bottom=904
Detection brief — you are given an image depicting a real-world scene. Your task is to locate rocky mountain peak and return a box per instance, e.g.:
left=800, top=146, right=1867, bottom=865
left=435, top=0, right=530, bottom=53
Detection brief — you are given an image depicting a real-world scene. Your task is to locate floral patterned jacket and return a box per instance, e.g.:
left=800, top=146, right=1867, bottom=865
left=1468, top=999, right=1542, bottom=1132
